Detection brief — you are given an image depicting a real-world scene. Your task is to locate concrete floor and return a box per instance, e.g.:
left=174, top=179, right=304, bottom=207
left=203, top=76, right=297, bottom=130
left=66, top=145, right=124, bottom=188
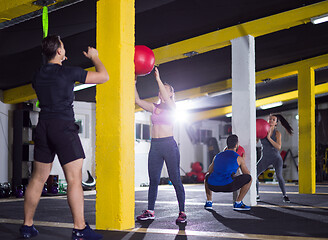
left=0, top=183, right=328, bottom=239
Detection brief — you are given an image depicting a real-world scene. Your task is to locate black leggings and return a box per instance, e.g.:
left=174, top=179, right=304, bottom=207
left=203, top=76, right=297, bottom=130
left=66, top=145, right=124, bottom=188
left=206, top=174, right=251, bottom=192
left=147, top=137, right=185, bottom=212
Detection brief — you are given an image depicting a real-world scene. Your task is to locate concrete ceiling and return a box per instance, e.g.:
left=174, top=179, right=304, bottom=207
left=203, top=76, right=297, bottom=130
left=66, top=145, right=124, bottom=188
left=1, top=0, right=328, bottom=118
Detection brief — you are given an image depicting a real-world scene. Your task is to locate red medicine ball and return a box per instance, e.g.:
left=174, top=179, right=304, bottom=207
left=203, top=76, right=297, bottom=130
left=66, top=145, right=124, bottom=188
left=134, top=45, right=155, bottom=76
left=256, top=119, right=270, bottom=139
left=237, top=145, right=245, bottom=157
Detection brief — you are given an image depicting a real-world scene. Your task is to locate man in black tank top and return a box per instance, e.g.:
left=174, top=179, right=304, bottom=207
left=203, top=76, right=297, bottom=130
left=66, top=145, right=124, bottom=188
left=20, top=35, right=109, bottom=240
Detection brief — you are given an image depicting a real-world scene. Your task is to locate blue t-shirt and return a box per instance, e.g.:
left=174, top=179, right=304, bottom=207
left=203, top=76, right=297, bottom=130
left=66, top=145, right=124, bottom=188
left=207, top=150, right=240, bottom=186
left=32, top=63, right=87, bottom=121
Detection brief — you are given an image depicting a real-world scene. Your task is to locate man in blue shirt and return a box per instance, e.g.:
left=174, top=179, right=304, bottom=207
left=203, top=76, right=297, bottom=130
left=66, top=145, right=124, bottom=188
left=204, top=134, right=252, bottom=211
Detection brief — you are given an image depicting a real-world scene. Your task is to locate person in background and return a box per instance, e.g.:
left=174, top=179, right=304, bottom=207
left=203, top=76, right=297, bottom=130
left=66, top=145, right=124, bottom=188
left=256, top=114, right=293, bottom=203
left=204, top=134, right=252, bottom=211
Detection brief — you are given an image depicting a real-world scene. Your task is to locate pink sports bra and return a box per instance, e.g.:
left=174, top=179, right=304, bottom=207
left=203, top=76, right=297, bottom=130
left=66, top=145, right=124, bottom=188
left=151, top=104, right=175, bottom=125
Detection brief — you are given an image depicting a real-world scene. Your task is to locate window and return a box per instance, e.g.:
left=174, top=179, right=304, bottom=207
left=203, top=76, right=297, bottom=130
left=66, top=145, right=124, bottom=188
left=142, top=124, right=150, bottom=140
left=136, top=123, right=141, bottom=139
left=135, top=123, right=151, bottom=141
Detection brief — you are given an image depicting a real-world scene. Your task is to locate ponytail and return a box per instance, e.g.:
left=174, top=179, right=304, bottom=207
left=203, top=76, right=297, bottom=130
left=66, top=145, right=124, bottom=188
left=272, top=114, right=293, bottom=135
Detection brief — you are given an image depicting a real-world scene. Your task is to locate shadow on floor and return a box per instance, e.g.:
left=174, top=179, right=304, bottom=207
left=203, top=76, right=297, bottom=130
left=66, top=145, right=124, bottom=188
left=207, top=204, right=328, bottom=238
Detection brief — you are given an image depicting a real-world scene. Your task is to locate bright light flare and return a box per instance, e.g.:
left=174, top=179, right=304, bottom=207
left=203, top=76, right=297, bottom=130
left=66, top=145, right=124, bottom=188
left=175, top=110, right=189, bottom=122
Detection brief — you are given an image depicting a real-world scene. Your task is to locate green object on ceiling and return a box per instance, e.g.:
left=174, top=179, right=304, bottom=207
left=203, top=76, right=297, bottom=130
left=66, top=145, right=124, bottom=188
left=42, top=6, right=48, bottom=38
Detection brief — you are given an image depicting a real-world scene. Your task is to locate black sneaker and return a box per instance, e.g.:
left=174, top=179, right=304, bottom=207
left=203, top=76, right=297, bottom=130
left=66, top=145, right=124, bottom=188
left=19, top=224, right=39, bottom=238
left=283, top=195, right=291, bottom=203
left=72, top=223, right=103, bottom=240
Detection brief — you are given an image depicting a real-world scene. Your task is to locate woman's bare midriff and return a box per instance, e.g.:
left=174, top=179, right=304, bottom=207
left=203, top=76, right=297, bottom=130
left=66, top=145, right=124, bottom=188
left=151, top=124, right=174, bottom=138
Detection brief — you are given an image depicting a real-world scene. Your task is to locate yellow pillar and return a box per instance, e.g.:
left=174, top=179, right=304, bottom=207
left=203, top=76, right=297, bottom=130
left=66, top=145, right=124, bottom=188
left=95, top=0, right=135, bottom=230
left=298, top=66, right=316, bottom=194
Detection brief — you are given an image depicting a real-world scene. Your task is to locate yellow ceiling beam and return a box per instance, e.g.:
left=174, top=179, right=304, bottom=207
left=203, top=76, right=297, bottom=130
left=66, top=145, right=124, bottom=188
left=3, top=53, right=328, bottom=105
left=255, top=91, right=298, bottom=108
left=255, top=53, right=328, bottom=83
left=3, top=67, right=95, bottom=104
left=189, top=82, right=328, bottom=122
left=190, top=106, right=232, bottom=123
left=314, top=82, right=328, bottom=95
left=0, top=0, right=63, bottom=23
left=153, top=1, right=328, bottom=65
left=135, top=53, right=328, bottom=111
left=3, top=83, right=36, bottom=104
left=0, top=0, right=39, bottom=23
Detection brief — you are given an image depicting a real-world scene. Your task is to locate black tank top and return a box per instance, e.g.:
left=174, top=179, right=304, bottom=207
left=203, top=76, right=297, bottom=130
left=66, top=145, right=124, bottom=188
left=261, top=129, right=278, bottom=151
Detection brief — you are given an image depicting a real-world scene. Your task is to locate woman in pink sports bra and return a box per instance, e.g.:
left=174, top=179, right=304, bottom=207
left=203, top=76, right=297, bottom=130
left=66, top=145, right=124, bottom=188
left=135, top=67, right=186, bottom=224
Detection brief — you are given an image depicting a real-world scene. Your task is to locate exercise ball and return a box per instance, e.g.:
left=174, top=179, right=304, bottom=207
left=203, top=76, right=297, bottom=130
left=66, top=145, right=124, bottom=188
left=237, top=145, right=245, bottom=157
left=134, top=45, right=155, bottom=76
left=256, top=119, right=270, bottom=139
left=197, top=172, right=205, bottom=183
left=191, top=162, right=203, bottom=173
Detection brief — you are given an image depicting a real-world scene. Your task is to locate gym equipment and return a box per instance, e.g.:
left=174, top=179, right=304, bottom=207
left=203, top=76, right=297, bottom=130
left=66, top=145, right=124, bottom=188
left=191, top=162, right=203, bottom=173
left=58, top=179, right=67, bottom=194
left=256, top=119, right=270, bottom=139
left=0, top=189, right=5, bottom=198
left=0, top=184, right=5, bottom=198
left=134, top=45, right=155, bottom=76
left=50, top=183, right=58, bottom=194
left=197, top=172, right=205, bottom=182
left=186, top=171, right=198, bottom=183
left=259, top=169, right=275, bottom=181
left=160, top=177, right=169, bottom=185
left=42, top=183, right=48, bottom=196
left=82, top=170, right=96, bottom=190
left=35, top=5, right=49, bottom=108
left=46, top=175, right=58, bottom=194
left=15, top=185, right=24, bottom=198
left=3, top=182, right=12, bottom=197
left=237, top=145, right=245, bottom=157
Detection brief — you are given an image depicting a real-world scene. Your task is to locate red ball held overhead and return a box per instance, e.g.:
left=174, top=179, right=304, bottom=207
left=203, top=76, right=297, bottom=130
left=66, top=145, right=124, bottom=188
left=256, top=119, right=270, bottom=139
left=134, top=45, right=155, bottom=76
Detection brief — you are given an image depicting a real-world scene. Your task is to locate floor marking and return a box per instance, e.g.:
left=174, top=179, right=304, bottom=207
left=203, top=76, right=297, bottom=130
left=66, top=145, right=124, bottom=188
left=0, top=218, right=326, bottom=240
left=0, top=195, right=67, bottom=203
left=123, top=227, right=328, bottom=240
left=0, top=191, right=95, bottom=203
left=84, top=198, right=328, bottom=210
left=0, top=218, right=82, bottom=229
left=138, top=187, right=328, bottom=195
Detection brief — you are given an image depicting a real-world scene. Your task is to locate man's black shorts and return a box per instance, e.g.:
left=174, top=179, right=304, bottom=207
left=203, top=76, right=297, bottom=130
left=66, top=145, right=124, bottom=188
left=33, top=119, right=85, bottom=166
left=205, top=173, right=251, bottom=192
